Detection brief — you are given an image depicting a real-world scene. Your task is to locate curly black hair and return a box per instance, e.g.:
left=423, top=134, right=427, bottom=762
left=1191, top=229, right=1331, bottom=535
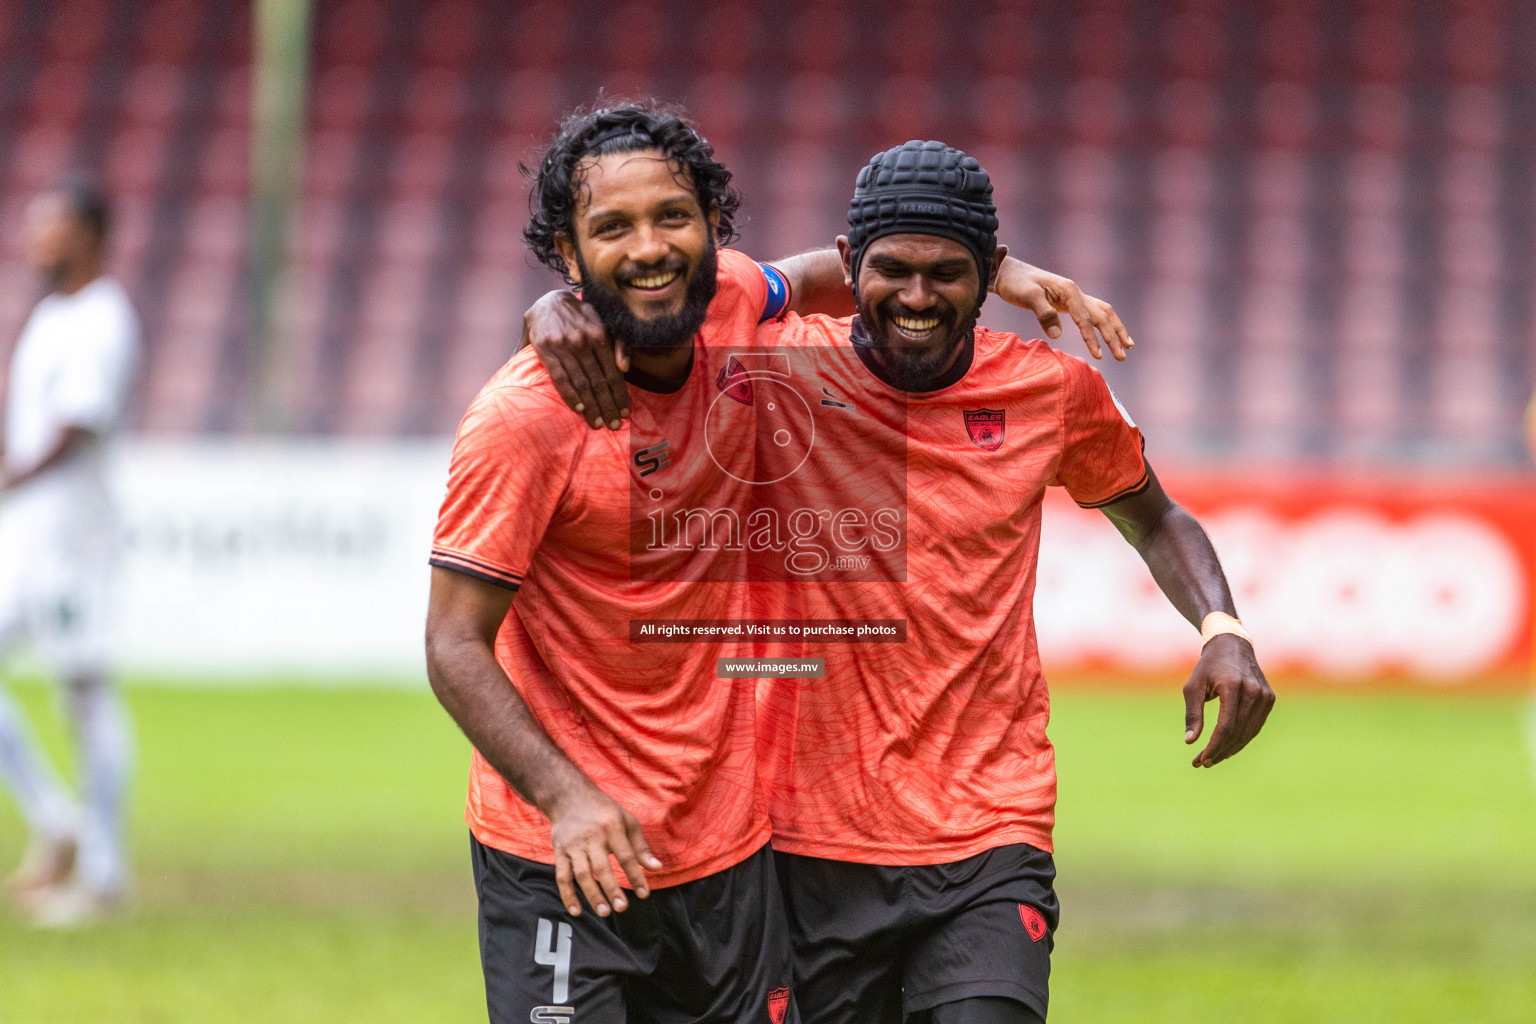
left=522, top=100, right=742, bottom=283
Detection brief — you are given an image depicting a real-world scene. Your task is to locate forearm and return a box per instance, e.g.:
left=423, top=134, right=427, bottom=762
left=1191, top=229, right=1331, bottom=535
left=772, top=247, right=855, bottom=316
left=1130, top=504, right=1237, bottom=628
left=425, top=634, right=593, bottom=815
left=3, top=426, right=91, bottom=490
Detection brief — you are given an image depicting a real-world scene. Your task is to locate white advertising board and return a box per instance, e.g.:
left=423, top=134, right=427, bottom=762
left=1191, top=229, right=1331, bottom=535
left=90, top=444, right=1533, bottom=684
left=108, top=440, right=449, bottom=680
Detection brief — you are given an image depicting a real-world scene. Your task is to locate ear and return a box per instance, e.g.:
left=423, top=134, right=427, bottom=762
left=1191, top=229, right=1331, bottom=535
left=986, top=244, right=1008, bottom=290
left=836, top=235, right=855, bottom=288
left=554, top=233, right=581, bottom=285
left=707, top=202, right=722, bottom=235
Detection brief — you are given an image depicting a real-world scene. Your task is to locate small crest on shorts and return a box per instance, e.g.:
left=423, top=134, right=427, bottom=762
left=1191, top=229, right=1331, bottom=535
left=964, top=409, right=1006, bottom=451
left=768, top=986, right=790, bottom=1024
left=1018, top=903, right=1048, bottom=942
left=717, top=356, right=753, bottom=404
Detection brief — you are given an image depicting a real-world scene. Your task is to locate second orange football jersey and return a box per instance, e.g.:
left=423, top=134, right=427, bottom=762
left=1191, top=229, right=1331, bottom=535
left=751, top=313, right=1148, bottom=864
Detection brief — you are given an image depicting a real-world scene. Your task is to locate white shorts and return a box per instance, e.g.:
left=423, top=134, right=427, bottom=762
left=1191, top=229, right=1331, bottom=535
left=0, top=502, right=114, bottom=677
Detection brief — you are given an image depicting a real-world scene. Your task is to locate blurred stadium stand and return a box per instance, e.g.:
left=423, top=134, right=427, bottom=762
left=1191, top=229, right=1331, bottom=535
left=0, top=0, right=1531, bottom=460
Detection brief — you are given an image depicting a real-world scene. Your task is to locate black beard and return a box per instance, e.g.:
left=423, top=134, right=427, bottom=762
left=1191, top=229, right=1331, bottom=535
left=851, top=297, right=978, bottom=391
left=575, top=240, right=719, bottom=350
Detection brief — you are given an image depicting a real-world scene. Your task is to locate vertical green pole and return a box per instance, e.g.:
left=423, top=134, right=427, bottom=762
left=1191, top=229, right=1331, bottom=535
left=251, top=0, right=311, bottom=432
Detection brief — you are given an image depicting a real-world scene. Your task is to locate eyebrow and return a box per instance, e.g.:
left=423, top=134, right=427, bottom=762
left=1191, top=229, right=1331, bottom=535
left=869, top=255, right=973, bottom=272
left=582, top=192, right=698, bottom=225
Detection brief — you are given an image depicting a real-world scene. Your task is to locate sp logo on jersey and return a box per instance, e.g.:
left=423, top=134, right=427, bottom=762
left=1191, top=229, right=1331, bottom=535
left=634, top=441, right=671, bottom=477
left=963, top=409, right=1006, bottom=451
left=767, top=987, right=790, bottom=1024
left=1018, top=904, right=1048, bottom=942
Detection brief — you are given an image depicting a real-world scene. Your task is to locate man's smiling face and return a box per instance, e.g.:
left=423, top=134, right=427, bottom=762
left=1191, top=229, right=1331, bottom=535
left=840, top=233, right=996, bottom=389
left=555, top=147, right=719, bottom=349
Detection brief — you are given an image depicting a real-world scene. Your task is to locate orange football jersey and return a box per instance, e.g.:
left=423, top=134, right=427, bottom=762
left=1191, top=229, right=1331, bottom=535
left=430, top=250, right=783, bottom=888
left=750, top=313, right=1148, bottom=864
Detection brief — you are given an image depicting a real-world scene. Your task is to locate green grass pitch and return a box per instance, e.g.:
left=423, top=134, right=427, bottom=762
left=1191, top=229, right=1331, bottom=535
left=0, top=681, right=1533, bottom=1023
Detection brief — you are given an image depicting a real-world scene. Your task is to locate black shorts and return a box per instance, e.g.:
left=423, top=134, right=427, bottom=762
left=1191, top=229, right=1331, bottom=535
left=775, top=844, right=1058, bottom=1024
left=473, top=835, right=800, bottom=1024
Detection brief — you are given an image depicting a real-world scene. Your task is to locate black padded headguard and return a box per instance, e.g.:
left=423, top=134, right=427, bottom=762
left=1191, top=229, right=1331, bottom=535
left=846, top=140, right=999, bottom=304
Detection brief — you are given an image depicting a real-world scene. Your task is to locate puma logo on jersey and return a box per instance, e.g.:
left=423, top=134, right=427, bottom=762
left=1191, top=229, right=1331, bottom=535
left=634, top=441, right=671, bottom=477
left=820, top=387, right=851, bottom=410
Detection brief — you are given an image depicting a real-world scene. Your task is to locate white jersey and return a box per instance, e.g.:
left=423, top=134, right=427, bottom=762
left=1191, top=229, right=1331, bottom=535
left=2, top=275, right=138, bottom=574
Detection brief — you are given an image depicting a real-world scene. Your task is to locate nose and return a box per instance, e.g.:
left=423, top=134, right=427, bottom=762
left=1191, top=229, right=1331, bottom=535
left=628, top=222, right=670, bottom=267
left=897, top=275, right=938, bottom=313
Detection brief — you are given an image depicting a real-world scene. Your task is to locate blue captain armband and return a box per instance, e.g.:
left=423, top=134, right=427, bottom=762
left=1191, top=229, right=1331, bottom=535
left=759, top=263, right=791, bottom=322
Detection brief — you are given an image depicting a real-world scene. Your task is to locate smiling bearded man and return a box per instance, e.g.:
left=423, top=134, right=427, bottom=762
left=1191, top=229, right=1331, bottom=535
left=426, top=106, right=805, bottom=1024
left=743, top=141, right=1277, bottom=1024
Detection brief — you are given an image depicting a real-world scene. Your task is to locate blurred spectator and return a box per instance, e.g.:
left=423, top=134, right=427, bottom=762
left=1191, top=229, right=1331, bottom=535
left=0, top=176, right=139, bottom=927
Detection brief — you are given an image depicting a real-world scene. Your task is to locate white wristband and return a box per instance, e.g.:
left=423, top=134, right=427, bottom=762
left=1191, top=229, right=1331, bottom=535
left=1200, top=611, right=1252, bottom=649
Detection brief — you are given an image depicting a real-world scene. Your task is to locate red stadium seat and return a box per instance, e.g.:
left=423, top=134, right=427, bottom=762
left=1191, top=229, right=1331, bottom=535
left=403, top=68, right=467, bottom=134
left=199, top=128, right=248, bottom=195
left=22, top=63, right=92, bottom=127
left=304, top=130, right=363, bottom=198
left=44, top=0, right=110, bottom=63
left=696, top=4, right=761, bottom=75
left=135, top=0, right=202, bottom=64
left=314, top=0, right=389, bottom=66
left=785, top=4, right=852, bottom=74
left=310, top=66, right=375, bottom=131
left=873, top=76, right=945, bottom=145
left=502, top=1, right=572, bottom=71
left=418, top=1, right=479, bottom=68
left=389, top=134, right=456, bottom=197
left=183, top=196, right=245, bottom=260
left=969, top=77, right=1033, bottom=148
left=0, top=0, right=1521, bottom=451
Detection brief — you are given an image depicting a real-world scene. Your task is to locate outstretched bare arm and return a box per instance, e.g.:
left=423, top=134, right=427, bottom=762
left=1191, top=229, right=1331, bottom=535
left=1100, top=465, right=1275, bottom=767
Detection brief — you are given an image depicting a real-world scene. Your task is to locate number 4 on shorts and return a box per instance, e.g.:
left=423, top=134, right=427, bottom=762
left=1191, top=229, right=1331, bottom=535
left=534, top=917, right=573, bottom=1008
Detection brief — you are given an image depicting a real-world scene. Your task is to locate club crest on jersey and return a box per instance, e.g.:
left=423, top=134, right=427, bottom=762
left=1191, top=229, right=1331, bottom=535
left=716, top=356, right=753, bottom=404
left=768, top=987, right=790, bottom=1024
left=1018, top=903, right=1048, bottom=942
left=963, top=409, right=1006, bottom=451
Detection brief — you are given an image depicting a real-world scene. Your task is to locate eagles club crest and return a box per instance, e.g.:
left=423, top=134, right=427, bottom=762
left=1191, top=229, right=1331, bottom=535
left=1019, top=903, right=1048, bottom=942
left=964, top=408, right=1005, bottom=451
left=716, top=356, right=753, bottom=404
left=768, top=987, right=790, bottom=1024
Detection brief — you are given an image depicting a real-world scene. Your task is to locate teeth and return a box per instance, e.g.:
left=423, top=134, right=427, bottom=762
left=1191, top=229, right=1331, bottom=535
left=894, top=316, right=941, bottom=332
left=629, top=270, right=680, bottom=289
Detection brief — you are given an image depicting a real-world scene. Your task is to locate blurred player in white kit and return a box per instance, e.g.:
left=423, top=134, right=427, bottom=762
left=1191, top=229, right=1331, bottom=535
left=0, top=176, right=138, bottom=926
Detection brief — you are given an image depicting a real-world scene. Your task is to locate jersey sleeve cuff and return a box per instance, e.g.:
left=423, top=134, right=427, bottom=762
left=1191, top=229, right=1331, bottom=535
left=1071, top=436, right=1150, bottom=509
left=429, top=549, right=524, bottom=591
left=1073, top=466, right=1151, bottom=508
